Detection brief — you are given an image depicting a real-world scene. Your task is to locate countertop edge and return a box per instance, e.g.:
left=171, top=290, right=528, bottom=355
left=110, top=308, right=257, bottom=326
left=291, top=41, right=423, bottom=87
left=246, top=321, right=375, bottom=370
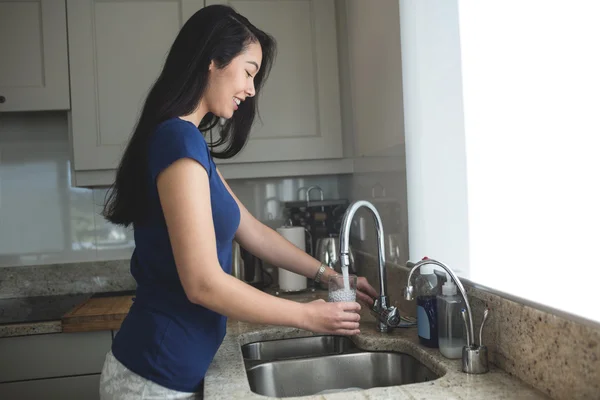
left=0, top=290, right=135, bottom=338
left=0, top=320, right=62, bottom=338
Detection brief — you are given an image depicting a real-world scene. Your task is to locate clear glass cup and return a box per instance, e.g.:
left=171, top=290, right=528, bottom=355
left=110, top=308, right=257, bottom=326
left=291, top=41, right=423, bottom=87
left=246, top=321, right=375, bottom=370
left=328, top=274, right=357, bottom=302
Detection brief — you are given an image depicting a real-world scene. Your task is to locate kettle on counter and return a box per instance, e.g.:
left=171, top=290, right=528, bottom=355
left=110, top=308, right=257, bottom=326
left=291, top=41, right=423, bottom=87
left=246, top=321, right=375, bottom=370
left=315, top=234, right=356, bottom=274
left=232, top=240, right=245, bottom=281
left=231, top=240, right=272, bottom=289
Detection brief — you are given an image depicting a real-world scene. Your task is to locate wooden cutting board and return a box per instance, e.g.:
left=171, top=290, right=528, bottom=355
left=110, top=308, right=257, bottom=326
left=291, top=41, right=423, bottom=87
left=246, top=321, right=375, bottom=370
left=61, top=294, right=134, bottom=333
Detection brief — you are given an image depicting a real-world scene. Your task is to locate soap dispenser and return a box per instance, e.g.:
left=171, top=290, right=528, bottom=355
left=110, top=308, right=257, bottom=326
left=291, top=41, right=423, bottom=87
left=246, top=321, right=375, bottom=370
left=437, top=278, right=465, bottom=358
left=415, top=265, right=440, bottom=348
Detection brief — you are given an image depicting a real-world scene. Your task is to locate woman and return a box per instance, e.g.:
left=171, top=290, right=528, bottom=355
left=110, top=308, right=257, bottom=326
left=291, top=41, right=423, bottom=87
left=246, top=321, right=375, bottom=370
left=99, top=5, right=378, bottom=399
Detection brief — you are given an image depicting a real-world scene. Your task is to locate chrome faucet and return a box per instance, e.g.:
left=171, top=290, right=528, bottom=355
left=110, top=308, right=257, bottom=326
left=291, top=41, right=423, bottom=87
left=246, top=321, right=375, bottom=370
left=405, top=258, right=489, bottom=374
left=339, top=200, right=408, bottom=332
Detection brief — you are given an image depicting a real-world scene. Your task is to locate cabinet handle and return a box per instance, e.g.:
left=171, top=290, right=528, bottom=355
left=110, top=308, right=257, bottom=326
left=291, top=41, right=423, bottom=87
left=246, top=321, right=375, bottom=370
left=0, top=96, right=5, bottom=104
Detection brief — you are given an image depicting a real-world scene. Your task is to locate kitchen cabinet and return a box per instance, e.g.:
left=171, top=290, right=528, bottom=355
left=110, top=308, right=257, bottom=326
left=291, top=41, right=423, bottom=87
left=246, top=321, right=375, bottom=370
left=206, top=0, right=343, bottom=165
left=0, top=331, right=111, bottom=399
left=67, top=0, right=348, bottom=186
left=0, top=0, right=70, bottom=112
left=66, top=0, right=205, bottom=179
left=338, top=0, right=405, bottom=157
left=0, top=375, right=101, bottom=400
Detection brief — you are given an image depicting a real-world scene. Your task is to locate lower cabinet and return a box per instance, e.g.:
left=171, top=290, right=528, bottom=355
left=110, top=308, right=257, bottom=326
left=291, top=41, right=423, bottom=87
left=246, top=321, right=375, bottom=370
left=0, top=330, right=112, bottom=400
left=0, top=374, right=101, bottom=400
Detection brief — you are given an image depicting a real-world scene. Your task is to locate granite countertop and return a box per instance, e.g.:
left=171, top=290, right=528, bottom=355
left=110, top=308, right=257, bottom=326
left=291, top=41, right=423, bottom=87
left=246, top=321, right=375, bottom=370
left=0, top=319, right=64, bottom=337
left=0, top=293, right=94, bottom=337
left=205, top=291, right=551, bottom=400
left=0, top=293, right=92, bottom=325
left=0, top=290, right=134, bottom=338
left=0, top=290, right=556, bottom=399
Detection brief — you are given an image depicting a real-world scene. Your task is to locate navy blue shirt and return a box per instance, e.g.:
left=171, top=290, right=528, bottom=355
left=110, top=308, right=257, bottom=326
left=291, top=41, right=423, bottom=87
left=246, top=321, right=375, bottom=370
left=112, top=118, right=241, bottom=392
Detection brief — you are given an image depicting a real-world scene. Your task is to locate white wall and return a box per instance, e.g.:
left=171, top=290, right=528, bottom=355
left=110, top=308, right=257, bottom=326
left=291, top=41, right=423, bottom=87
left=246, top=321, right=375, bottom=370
left=400, top=0, right=471, bottom=275
left=0, top=112, right=345, bottom=267
left=400, top=0, right=600, bottom=323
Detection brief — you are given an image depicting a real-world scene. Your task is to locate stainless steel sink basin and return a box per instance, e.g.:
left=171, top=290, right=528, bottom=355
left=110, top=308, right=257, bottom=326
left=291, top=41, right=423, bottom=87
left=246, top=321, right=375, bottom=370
left=241, top=335, right=356, bottom=361
left=246, top=351, right=440, bottom=397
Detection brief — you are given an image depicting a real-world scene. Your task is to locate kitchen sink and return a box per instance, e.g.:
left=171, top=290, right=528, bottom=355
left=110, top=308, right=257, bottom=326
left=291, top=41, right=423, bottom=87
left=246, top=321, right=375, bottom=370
left=241, top=335, right=356, bottom=361
left=246, top=351, right=439, bottom=397
left=241, top=336, right=441, bottom=397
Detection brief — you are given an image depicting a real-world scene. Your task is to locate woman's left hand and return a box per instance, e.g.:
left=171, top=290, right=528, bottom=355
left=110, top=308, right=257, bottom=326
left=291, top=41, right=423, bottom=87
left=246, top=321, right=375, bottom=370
left=356, top=277, right=378, bottom=307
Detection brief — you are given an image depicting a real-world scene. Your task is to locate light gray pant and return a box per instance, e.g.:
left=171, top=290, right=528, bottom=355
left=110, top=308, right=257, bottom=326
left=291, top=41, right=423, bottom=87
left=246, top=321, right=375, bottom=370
left=99, top=351, right=202, bottom=399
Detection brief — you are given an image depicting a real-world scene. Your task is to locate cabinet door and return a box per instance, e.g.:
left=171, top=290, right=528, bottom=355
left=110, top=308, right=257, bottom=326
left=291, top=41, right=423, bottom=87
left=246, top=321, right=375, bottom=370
left=67, top=0, right=204, bottom=171
left=0, top=0, right=70, bottom=112
left=0, top=374, right=100, bottom=400
left=342, top=0, right=405, bottom=157
left=0, top=331, right=112, bottom=382
left=196, top=0, right=344, bottom=164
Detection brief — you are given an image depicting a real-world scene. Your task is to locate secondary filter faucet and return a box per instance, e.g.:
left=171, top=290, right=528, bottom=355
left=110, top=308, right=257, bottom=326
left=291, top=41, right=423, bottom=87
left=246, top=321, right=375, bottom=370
left=405, top=258, right=489, bottom=374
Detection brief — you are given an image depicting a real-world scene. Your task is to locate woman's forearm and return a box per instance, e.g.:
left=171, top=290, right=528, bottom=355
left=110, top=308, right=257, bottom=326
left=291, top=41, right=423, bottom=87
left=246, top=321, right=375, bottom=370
left=233, top=216, right=377, bottom=305
left=236, top=219, right=336, bottom=282
left=189, top=269, right=362, bottom=336
left=191, top=270, right=307, bottom=327
left=218, top=165, right=336, bottom=283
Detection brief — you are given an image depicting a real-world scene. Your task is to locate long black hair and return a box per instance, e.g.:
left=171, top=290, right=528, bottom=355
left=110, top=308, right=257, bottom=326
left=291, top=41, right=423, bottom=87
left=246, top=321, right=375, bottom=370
left=102, top=5, right=276, bottom=227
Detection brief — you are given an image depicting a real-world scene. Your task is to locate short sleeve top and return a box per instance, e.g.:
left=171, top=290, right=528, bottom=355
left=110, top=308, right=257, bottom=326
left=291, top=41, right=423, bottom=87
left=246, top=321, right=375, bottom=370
left=111, top=117, right=241, bottom=392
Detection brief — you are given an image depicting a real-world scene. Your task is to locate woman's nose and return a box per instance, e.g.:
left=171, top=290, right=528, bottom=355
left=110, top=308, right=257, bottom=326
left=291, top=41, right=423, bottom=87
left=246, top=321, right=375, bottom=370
left=246, top=82, right=256, bottom=97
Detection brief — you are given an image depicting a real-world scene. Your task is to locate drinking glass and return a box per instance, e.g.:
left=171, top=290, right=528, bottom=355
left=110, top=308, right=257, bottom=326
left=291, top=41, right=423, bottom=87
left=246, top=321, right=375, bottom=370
left=328, top=274, right=357, bottom=302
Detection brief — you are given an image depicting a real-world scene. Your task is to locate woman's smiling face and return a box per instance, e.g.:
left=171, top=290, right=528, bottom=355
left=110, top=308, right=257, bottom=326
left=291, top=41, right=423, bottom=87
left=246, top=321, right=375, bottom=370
left=204, top=41, right=262, bottom=119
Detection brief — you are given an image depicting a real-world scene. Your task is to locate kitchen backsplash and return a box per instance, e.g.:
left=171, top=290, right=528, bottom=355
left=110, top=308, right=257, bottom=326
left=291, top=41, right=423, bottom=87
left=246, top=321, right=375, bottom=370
left=0, top=111, right=349, bottom=268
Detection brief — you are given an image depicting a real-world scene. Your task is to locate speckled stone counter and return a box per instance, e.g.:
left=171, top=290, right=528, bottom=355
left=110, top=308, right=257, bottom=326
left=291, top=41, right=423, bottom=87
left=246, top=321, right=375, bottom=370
left=0, top=320, right=62, bottom=338
left=0, top=293, right=91, bottom=337
left=204, top=291, right=550, bottom=400
left=0, top=259, right=135, bottom=338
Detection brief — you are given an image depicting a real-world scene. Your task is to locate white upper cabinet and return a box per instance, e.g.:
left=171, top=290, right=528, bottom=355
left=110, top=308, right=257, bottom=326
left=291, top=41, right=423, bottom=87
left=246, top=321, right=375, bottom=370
left=342, top=0, right=405, bottom=157
left=67, top=0, right=345, bottom=184
left=66, top=0, right=205, bottom=172
left=207, top=0, right=343, bottom=164
left=0, top=0, right=70, bottom=112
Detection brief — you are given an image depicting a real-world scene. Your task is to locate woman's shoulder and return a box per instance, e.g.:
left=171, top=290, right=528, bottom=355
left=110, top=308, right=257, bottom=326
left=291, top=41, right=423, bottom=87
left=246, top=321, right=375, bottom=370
left=154, top=117, right=203, bottom=138
left=150, top=118, right=209, bottom=149
left=147, top=117, right=213, bottom=179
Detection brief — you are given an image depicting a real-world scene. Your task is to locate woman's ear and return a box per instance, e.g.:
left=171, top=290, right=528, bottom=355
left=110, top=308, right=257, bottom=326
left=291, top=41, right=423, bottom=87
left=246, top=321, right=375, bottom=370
left=208, top=60, right=215, bottom=72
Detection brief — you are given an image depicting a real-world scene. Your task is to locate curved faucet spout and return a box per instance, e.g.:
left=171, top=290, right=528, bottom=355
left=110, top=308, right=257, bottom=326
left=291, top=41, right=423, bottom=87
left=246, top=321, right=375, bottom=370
left=340, top=200, right=393, bottom=332
left=339, top=200, right=387, bottom=296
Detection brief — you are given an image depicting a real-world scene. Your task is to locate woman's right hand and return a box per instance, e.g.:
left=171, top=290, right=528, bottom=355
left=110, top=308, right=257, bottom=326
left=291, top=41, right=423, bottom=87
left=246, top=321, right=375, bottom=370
left=300, top=299, right=361, bottom=336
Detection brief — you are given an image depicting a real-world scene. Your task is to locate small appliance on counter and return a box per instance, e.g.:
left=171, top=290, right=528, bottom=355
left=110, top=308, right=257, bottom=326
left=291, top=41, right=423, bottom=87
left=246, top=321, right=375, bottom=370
left=232, top=240, right=245, bottom=281
left=231, top=240, right=273, bottom=290
left=283, top=185, right=349, bottom=259
left=315, top=234, right=356, bottom=274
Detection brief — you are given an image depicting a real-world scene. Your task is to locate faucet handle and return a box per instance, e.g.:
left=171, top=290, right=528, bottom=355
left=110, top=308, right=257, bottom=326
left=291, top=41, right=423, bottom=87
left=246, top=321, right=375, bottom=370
left=380, top=306, right=401, bottom=327
left=370, top=297, right=390, bottom=332
left=370, top=299, right=416, bottom=330
left=478, top=307, right=490, bottom=346
left=371, top=296, right=388, bottom=314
